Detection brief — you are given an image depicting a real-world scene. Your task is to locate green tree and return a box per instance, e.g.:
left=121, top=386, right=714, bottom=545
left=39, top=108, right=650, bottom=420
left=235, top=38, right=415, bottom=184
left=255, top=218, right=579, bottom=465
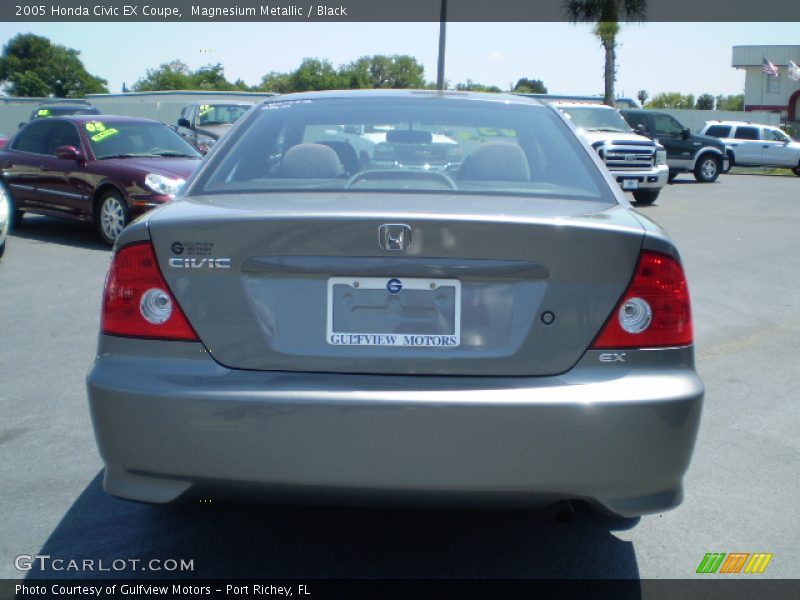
left=344, top=55, right=425, bottom=89
left=288, top=58, right=345, bottom=92
left=255, top=55, right=427, bottom=93
left=0, top=33, right=108, bottom=97
left=257, top=71, right=293, bottom=93
left=646, top=92, right=695, bottom=109
left=454, top=79, right=502, bottom=93
left=133, top=60, right=192, bottom=91
left=133, top=61, right=247, bottom=92
left=637, top=89, right=648, bottom=106
left=715, top=94, right=744, bottom=111
left=695, top=94, right=715, bottom=110
left=513, top=78, right=548, bottom=93
left=564, top=0, right=648, bottom=106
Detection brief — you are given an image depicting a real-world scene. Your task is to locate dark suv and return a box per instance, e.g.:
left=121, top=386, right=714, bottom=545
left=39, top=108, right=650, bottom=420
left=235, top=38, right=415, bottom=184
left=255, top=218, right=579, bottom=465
left=619, top=109, right=729, bottom=183
left=28, top=103, right=101, bottom=121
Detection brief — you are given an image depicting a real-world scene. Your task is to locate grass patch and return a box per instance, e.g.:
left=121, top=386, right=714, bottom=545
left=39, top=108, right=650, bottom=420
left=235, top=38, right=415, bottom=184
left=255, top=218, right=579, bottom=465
left=728, top=166, right=797, bottom=177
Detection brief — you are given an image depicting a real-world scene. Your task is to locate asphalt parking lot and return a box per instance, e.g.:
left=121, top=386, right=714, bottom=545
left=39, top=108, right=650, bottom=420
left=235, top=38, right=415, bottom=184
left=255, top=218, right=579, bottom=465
left=0, top=173, right=798, bottom=582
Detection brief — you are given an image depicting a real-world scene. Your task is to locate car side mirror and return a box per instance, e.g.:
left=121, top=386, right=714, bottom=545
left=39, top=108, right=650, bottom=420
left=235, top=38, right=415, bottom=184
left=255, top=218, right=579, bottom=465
left=634, top=125, right=648, bottom=136
left=682, top=128, right=691, bottom=139
left=55, top=145, right=84, bottom=161
left=177, top=118, right=191, bottom=128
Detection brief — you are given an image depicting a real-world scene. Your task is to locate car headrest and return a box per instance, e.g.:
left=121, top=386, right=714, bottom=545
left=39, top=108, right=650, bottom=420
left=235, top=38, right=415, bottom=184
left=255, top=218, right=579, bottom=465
left=459, top=141, right=531, bottom=182
left=316, top=141, right=360, bottom=174
left=279, top=143, right=344, bottom=179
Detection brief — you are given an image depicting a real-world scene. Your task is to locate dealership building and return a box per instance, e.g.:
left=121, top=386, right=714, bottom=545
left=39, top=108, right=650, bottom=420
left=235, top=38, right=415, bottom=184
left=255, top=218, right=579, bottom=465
left=733, top=45, right=800, bottom=123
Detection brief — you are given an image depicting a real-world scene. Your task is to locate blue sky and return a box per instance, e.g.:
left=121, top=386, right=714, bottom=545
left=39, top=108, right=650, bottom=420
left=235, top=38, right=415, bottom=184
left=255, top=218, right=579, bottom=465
left=1, top=21, right=798, bottom=98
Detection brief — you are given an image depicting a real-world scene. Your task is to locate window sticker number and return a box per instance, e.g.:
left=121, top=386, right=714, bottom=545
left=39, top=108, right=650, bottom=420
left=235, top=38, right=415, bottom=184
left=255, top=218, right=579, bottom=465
left=85, top=123, right=119, bottom=142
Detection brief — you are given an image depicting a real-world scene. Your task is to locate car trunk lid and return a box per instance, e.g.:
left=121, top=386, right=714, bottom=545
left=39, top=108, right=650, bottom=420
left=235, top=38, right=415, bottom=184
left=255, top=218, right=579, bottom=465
left=149, top=193, right=644, bottom=376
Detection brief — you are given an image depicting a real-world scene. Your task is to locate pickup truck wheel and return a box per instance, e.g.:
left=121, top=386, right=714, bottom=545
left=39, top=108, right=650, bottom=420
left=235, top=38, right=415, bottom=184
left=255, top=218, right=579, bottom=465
left=694, top=154, right=720, bottom=182
left=792, top=162, right=800, bottom=176
left=667, top=171, right=678, bottom=183
left=632, top=190, right=659, bottom=205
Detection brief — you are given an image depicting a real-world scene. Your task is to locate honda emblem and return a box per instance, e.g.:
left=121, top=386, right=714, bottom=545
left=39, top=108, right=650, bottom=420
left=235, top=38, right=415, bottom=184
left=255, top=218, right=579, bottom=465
left=378, top=224, right=412, bottom=251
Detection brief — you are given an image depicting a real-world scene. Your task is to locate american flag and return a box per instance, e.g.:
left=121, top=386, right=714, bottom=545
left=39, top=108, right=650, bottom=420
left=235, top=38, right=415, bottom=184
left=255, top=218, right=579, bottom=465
left=762, top=58, right=779, bottom=77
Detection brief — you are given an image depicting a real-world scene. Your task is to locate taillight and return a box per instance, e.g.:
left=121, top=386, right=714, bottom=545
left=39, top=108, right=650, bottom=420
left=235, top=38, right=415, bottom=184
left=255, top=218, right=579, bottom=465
left=591, top=251, right=693, bottom=349
left=102, top=242, right=198, bottom=341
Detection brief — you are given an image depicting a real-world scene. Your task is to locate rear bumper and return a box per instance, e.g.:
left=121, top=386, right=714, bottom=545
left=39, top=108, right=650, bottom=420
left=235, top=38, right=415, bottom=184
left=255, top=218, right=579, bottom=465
left=613, top=164, right=669, bottom=191
left=86, top=341, right=703, bottom=517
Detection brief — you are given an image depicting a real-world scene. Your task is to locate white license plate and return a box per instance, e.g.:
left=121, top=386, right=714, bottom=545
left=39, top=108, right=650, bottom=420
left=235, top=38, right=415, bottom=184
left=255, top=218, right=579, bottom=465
left=326, top=277, right=461, bottom=347
left=622, top=179, right=639, bottom=190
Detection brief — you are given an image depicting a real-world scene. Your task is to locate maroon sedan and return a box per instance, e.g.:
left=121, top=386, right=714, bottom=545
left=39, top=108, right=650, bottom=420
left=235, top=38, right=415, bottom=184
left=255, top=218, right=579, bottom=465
left=0, top=115, right=202, bottom=244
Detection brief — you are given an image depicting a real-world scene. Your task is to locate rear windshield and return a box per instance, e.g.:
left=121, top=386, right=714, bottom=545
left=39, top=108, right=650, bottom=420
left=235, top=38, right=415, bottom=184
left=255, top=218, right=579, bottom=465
left=193, top=97, right=612, bottom=202
left=198, top=104, right=251, bottom=126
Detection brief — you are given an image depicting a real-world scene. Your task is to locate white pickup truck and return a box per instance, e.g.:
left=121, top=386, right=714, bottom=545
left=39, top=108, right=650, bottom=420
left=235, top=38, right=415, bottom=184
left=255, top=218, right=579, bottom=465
left=555, top=103, right=669, bottom=205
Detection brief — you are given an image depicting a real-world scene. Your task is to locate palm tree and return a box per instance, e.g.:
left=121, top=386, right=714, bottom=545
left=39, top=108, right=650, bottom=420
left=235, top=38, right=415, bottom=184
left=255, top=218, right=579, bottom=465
left=564, top=0, right=648, bottom=106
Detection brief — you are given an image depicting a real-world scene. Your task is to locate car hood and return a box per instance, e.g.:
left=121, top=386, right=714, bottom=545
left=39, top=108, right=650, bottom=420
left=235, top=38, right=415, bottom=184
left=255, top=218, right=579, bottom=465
left=577, top=130, right=653, bottom=145
left=98, top=157, right=201, bottom=180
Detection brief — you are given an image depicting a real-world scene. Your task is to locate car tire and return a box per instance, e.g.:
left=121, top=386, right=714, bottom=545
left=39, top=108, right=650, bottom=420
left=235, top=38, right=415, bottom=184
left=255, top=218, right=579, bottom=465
left=792, top=162, right=800, bottom=177
left=694, top=154, right=721, bottom=183
left=667, top=171, right=678, bottom=183
left=0, top=239, right=5, bottom=259
left=632, top=190, right=659, bottom=205
left=96, top=189, right=130, bottom=245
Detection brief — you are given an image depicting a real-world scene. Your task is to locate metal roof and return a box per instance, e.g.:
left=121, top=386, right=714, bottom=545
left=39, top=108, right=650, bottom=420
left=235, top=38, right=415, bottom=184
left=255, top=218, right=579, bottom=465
left=732, top=45, right=800, bottom=67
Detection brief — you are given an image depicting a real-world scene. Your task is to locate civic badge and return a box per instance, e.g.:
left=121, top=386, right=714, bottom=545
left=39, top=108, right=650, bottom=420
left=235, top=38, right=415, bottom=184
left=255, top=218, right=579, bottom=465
left=378, top=224, right=412, bottom=251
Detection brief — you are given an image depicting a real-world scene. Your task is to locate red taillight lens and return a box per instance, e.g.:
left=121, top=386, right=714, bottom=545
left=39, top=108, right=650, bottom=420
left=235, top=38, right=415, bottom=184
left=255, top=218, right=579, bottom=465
left=102, top=242, right=198, bottom=341
left=591, top=251, right=693, bottom=349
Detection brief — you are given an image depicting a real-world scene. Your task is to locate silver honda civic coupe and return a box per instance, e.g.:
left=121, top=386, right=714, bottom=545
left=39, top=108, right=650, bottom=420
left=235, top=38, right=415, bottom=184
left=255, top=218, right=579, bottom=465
left=87, top=90, right=703, bottom=517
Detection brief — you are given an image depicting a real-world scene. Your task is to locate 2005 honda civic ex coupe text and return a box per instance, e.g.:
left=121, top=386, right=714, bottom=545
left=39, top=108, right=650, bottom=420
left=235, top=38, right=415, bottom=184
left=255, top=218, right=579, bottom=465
left=86, top=90, right=703, bottom=517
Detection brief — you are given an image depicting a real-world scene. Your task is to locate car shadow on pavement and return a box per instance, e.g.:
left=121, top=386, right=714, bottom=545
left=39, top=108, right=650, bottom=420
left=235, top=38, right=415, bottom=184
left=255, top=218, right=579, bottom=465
left=10, top=216, right=110, bottom=251
left=27, top=472, right=642, bottom=589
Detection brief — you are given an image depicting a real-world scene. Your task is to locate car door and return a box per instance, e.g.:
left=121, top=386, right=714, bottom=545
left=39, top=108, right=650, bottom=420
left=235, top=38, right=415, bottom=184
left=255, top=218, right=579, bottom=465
left=1, top=120, right=54, bottom=210
left=761, top=128, right=795, bottom=167
left=39, top=120, right=93, bottom=217
left=729, top=126, right=762, bottom=165
left=651, top=113, right=695, bottom=169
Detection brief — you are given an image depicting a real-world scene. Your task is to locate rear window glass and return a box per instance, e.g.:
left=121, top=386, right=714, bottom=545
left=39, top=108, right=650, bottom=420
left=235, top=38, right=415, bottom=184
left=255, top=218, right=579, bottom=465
left=197, top=104, right=251, bottom=126
left=194, top=97, right=612, bottom=202
left=704, top=125, right=731, bottom=138
left=11, top=120, right=52, bottom=154
left=733, top=126, right=760, bottom=140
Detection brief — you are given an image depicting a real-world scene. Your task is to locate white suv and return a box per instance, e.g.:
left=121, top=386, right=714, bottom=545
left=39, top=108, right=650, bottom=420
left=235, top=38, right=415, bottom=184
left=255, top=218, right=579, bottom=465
left=700, top=121, right=800, bottom=176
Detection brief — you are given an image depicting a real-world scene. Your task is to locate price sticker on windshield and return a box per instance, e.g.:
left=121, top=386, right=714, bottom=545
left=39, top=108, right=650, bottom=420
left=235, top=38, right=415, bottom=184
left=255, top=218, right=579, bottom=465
left=85, top=122, right=119, bottom=142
